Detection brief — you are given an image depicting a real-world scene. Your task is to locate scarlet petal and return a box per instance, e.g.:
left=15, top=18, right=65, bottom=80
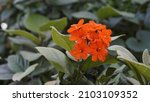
left=98, top=55, right=105, bottom=62
left=91, top=54, right=98, bottom=62
left=81, top=52, right=88, bottom=60
left=78, top=19, right=84, bottom=26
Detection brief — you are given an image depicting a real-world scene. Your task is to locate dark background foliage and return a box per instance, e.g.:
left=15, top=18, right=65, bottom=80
left=0, top=0, right=150, bottom=85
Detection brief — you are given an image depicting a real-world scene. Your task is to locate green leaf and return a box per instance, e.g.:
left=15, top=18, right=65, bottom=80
left=108, top=45, right=137, bottom=61
left=71, top=11, right=98, bottom=21
left=111, top=34, right=125, bottom=41
left=40, top=17, right=68, bottom=31
left=118, top=56, right=150, bottom=81
left=36, top=47, right=71, bottom=74
left=81, top=55, right=118, bottom=72
left=126, top=30, right=150, bottom=52
left=126, top=77, right=140, bottom=85
left=47, top=0, right=79, bottom=5
left=8, top=37, right=36, bottom=47
left=20, top=51, right=42, bottom=62
left=50, top=26, right=75, bottom=51
left=23, top=13, right=49, bottom=33
left=12, top=64, right=38, bottom=81
left=0, top=64, right=14, bottom=80
left=97, top=5, right=135, bottom=19
left=5, top=29, right=41, bottom=45
left=7, top=55, right=29, bottom=73
left=142, top=49, right=150, bottom=66
left=30, top=57, right=53, bottom=76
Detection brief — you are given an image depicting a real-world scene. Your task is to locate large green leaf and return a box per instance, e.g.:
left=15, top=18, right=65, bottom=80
left=36, top=47, right=71, bottom=74
left=108, top=45, right=137, bottom=61
left=40, top=17, right=68, bottom=31
left=8, top=37, right=36, bottom=47
left=5, top=29, right=41, bottom=45
left=81, top=55, right=118, bottom=72
left=97, top=5, right=135, bottom=19
left=7, top=55, right=29, bottom=73
left=0, top=64, right=14, bottom=80
left=71, top=11, right=98, bottom=21
left=12, top=64, right=38, bottom=81
left=50, top=26, right=75, bottom=51
left=126, top=30, right=150, bottom=52
left=118, top=56, right=150, bottom=80
left=20, top=51, right=42, bottom=62
left=23, top=13, right=49, bottom=33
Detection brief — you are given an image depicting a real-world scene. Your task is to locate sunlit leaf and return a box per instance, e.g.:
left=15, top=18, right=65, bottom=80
left=50, top=26, right=75, bottom=51
left=118, top=56, right=150, bottom=80
left=108, top=45, right=137, bottom=61
left=40, top=17, right=67, bottom=31
left=23, top=13, right=49, bottom=33
left=142, top=49, right=150, bottom=66
left=111, top=34, right=125, bottom=41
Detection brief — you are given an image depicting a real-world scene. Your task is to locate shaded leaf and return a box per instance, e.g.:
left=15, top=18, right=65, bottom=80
left=5, top=29, right=41, bottom=45
left=47, top=0, right=79, bottom=5
left=9, top=37, right=36, bottom=47
left=97, top=5, right=135, bottom=19
left=50, top=26, right=75, bottom=51
left=132, top=0, right=149, bottom=4
left=30, top=57, right=54, bottom=76
left=144, top=5, right=150, bottom=29
left=12, top=64, right=38, bottom=81
left=0, top=64, right=14, bottom=80
left=7, top=55, right=29, bottom=73
left=20, top=51, right=42, bottom=62
left=71, top=11, right=98, bottom=21
left=36, top=47, right=71, bottom=74
left=126, top=30, right=150, bottom=52
left=40, top=17, right=67, bottom=31
left=81, top=55, right=118, bottom=72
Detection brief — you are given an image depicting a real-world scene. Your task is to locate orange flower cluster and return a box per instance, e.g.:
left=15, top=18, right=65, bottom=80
left=67, top=19, right=112, bottom=62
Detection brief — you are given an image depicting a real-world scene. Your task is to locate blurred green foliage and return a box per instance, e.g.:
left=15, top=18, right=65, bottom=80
left=0, top=0, right=150, bottom=85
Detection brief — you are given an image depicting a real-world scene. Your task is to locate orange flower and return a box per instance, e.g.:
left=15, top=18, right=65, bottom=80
left=88, top=40, right=108, bottom=62
left=70, top=40, right=89, bottom=61
left=69, top=27, right=87, bottom=43
left=67, top=19, right=84, bottom=33
left=68, top=19, right=112, bottom=62
left=99, top=29, right=112, bottom=47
